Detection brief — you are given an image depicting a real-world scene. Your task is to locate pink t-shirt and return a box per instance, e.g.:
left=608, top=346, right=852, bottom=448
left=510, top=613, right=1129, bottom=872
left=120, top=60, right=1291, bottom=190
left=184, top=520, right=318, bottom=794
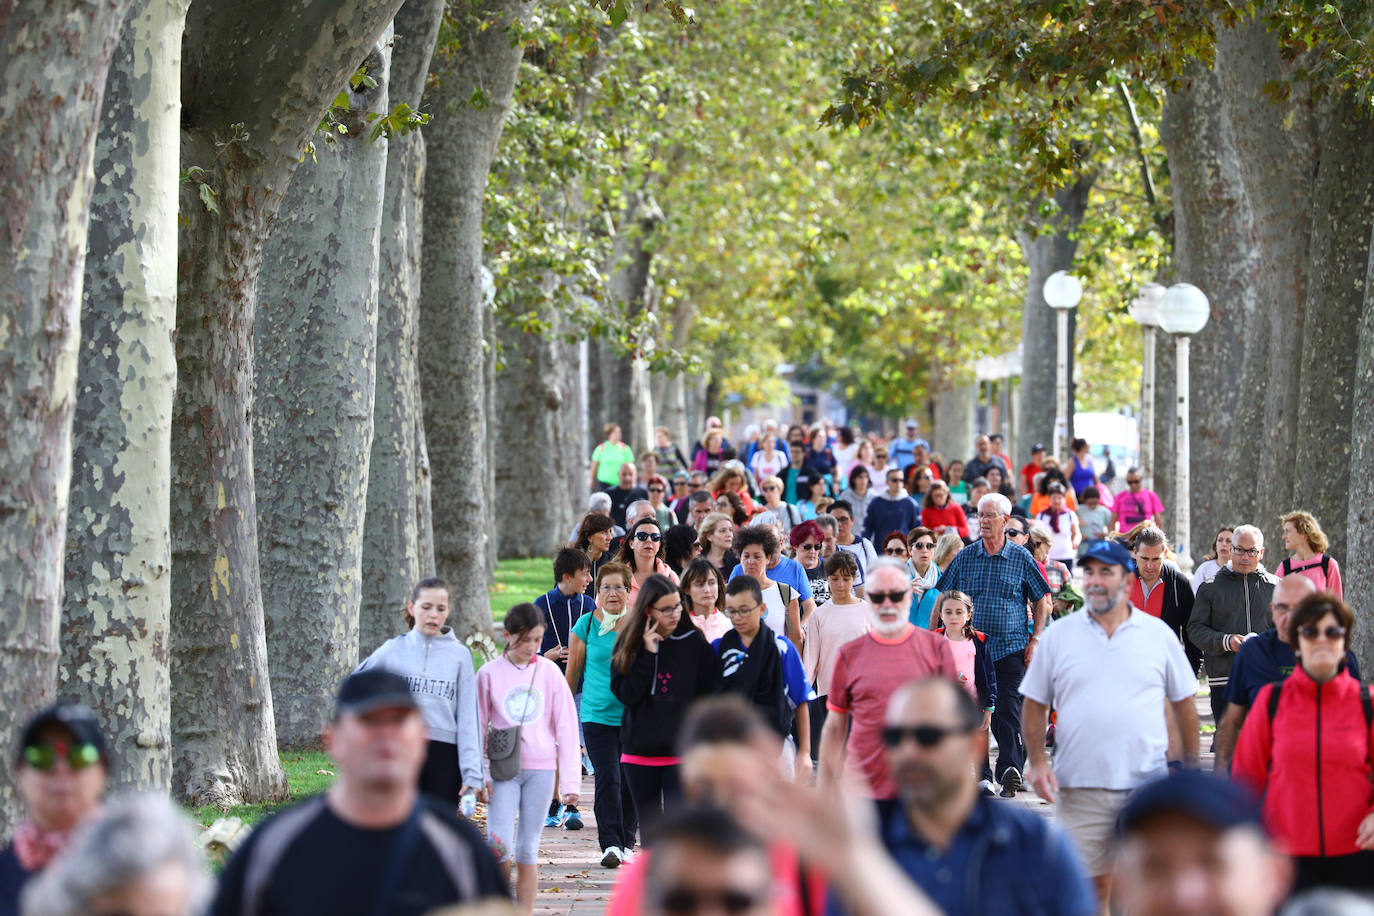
left=475, top=654, right=581, bottom=798
left=827, top=626, right=958, bottom=799
left=802, top=600, right=872, bottom=695
left=1280, top=554, right=1344, bottom=600
left=946, top=637, right=978, bottom=699
left=1114, top=489, right=1163, bottom=531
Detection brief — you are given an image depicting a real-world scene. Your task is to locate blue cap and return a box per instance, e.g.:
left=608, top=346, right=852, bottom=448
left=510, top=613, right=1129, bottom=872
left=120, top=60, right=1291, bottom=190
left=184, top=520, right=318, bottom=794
left=1079, top=538, right=1135, bottom=571
left=1117, top=770, right=1262, bottom=835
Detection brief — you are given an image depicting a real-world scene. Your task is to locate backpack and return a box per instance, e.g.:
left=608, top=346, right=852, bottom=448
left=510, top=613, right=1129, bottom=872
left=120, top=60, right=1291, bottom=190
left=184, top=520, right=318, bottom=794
left=1266, top=675, right=1373, bottom=731
left=1279, top=554, right=1332, bottom=579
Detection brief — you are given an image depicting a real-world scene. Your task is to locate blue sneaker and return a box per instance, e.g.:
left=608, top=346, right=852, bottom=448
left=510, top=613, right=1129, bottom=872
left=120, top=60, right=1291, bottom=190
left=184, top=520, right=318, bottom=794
left=582, top=753, right=595, bottom=776
left=545, top=803, right=563, bottom=828
left=562, top=805, right=584, bottom=830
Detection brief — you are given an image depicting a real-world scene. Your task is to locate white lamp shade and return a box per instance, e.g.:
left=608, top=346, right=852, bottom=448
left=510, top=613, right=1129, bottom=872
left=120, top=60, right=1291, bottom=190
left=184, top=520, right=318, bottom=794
left=1043, top=270, right=1083, bottom=310
left=1129, top=283, right=1164, bottom=327
left=1157, top=282, right=1210, bottom=335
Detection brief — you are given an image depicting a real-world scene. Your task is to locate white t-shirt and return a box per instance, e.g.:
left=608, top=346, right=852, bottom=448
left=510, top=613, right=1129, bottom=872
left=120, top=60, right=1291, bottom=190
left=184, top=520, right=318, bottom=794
left=750, top=448, right=787, bottom=482
left=1191, top=559, right=1223, bottom=593
left=760, top=582, right=790, bottom=637
left=1020, top=608, right=1197, bottom=790
left=836, top=538, right=877, bottom=587
left=1036, top=508, right=1080, bottom=561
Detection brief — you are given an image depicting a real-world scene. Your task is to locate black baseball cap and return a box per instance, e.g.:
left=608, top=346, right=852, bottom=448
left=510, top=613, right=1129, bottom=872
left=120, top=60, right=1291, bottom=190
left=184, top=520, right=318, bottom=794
left=1031, top=443, right=1046, bottom=454
left=19, top=702, right=108, bottom=763
left=1118, top=770, right=1262, bottom=835
left=334, top=670, right=418, bottom=719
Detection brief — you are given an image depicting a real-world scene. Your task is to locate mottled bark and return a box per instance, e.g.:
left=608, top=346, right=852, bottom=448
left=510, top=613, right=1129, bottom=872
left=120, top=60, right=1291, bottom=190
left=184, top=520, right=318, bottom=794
left=1214, top=18, right=1315, bottom=564
left=62, top=0, right=188, bottom=796
left=556, top=332, right=589, bottom=515
left=1014, top=174, right=1095, bottom=462
left=0, top=0, right=133, bottom=833
left=419, top=0, right=533, bottom=637
left=417, top=411, right=436, bottom=577
left=1292, top=94, right=1374, bottom=559
left=172, top=0, right=407, bottom=805
left=362, top=0, right=444, bottom=656
left=602, top=192, right=661, bottom=456
left=1346, top=223, right=1374, bottom=675
left=1159, top=63, right=1260, bottom=556
left=932, top=378, right=978, bottom=465
left=255, top=32, right=392, bottom=747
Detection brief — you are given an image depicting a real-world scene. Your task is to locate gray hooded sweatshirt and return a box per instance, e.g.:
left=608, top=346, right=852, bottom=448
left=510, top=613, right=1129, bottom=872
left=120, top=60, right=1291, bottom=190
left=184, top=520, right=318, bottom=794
left=355, top=627, right=483, bottom=790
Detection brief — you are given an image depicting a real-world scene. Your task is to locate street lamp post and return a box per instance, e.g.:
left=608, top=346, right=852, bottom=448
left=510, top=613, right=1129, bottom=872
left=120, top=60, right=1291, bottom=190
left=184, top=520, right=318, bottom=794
left=1156, top=282, right=1210, bottom=574
left=1043, top=270, right=1083, bottom=460
left=1129, top=283, right=1164, bottom=490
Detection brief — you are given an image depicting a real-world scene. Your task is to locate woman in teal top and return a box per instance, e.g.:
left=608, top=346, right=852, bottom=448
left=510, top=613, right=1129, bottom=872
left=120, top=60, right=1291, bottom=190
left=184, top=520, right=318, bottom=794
left=590, top=423, right=637, bottom=490
left=565, top=561, right=637, bottom=867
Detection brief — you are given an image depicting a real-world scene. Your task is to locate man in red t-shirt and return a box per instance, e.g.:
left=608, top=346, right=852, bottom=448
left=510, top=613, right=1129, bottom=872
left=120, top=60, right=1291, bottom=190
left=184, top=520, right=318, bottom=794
left=818, top=561, right=958, bottom=799
left=1020, top=443, right=1045, bottom=496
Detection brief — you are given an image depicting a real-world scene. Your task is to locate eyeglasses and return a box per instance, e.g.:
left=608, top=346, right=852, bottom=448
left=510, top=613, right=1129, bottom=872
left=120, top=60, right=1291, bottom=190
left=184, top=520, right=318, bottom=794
left=763, top=485, right=779, bottom=492
left=633, top=531, right=662, bottom=543
left=833, top=515, right=851, bottom=524
left=724, top=605, right=761, bottom=618
left=797, top=542, right=821, bottom=551
left=916, top=474, right=932, bottom=481
left=868, top=589, right=909, bottom=606
left=912, top=541, right=935, bottom=550
left=658, top=887, right=766, bottom=915
left=1232, top=547, right=1261, bottom=557
left=652, top=602, right=683, bottom=616
left=688, top=482, right=703, bottom=490
left=1298, top=624, right=1346, bottom=641
left=886, top=477, right=903, bottom=485
left=881, top=724, right=970, bottom=749
left=23, top=741, right=102, bottom=772
left=976, top=512, right=1004, bottom=520
left=599, top=584, right=628, bottom=593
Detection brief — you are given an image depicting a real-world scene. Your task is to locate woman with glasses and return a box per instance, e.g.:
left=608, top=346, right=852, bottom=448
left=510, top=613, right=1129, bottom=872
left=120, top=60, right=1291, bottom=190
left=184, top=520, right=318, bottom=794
left=644, top=475, right=674, bottom=530
left=757, top=475, right=802, bottom=535
left=2, top=704, right=109, bottom=913
left=697, top=512, right=739, bottom=583
left=1232, top=593, right=1374, bottom=893
left=920, top=480, right=969, bottom=541
left=880, top=531, right=909, bottom=561
left=904, top=528, right=940, bottom=628
left=617, top=517, right=679, bottom=603
left=789, top=520, right=830, bottom=605
left=566, top=562, right=639, bottom=869
left=611, top=575, right=720, bottom=832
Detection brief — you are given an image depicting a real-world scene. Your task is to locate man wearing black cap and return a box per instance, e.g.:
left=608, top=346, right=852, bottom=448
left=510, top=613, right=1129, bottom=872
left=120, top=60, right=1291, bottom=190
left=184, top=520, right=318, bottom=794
left=211, top=670, right=506, bottom=915
left=1, top=703, right=110, bottom=916
left=1021, top=539, right=1200, bottom=910
left=1113, top=771, right=1291, bottom=916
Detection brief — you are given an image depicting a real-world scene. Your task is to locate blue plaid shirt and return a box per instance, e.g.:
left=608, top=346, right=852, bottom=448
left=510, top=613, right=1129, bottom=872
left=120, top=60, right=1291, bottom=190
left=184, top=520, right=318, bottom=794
left=935, top=538, right=1050, bottom=662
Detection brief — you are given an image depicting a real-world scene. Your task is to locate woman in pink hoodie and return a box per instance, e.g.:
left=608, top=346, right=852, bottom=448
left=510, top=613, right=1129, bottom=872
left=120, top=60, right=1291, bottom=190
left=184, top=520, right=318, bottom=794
left=477, top=603, right=581, bottom=913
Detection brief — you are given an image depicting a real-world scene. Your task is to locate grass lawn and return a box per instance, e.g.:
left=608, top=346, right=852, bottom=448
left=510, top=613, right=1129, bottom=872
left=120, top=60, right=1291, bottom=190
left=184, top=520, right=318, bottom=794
left=488, top=556, right=554, bottom=619
left=188, top=750, right=336, bottom=829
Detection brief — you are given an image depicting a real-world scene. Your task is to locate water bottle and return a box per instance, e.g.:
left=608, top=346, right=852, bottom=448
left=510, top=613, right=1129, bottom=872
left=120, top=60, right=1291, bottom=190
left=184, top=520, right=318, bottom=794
left=460, top=793, right=476, bottom=819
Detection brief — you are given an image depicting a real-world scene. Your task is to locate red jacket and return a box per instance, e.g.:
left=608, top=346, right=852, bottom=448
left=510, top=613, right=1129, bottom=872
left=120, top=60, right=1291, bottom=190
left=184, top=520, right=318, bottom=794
left=921, top=504, right=969, bottom=540
left=1231, top=666, right=1374, bottom=856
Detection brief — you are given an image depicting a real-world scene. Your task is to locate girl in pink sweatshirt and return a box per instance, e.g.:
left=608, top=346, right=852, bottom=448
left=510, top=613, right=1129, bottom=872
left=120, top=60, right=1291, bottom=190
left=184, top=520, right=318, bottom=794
left=477, top=603, right=580, bottom=913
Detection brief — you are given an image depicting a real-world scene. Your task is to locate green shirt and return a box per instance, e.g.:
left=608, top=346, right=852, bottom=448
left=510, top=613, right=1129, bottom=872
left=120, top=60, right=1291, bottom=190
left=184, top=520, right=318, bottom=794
left=571, top=612, right=625, bottom=727
left=592, top=441, right=637, bottom=486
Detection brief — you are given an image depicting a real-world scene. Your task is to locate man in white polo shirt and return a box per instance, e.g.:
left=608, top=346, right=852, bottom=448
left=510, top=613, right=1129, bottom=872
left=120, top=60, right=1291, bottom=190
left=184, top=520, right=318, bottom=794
left=1021, top=539, right=1199, bottom=912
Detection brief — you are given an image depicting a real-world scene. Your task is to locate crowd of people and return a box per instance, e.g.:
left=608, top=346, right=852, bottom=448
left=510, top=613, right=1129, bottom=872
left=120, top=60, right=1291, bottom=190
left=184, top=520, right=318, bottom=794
left=3, top=416, right=1371, bottom=916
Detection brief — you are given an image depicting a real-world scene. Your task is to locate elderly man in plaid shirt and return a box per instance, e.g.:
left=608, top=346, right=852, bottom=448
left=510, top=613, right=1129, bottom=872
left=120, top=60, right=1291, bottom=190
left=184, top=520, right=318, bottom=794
left=935, top=492, right=1051, bottom=797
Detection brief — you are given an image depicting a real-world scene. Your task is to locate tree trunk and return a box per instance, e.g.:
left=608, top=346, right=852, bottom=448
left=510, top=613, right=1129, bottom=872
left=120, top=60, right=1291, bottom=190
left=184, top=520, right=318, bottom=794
left=61, top=0, right=188, bottom=797
left=586, top=336, right=610, bottom=448
left=932, top=377, right=978, bottom=465
left=0, top=0, right=134, bottom=834
left=419, top=0, right=533, bottom=638
left=255, top=32, right=392, bottom=748
left=362, top=0, right=445, bottom=655
left=1346, top=223, right=1374, bottom=674
left=1014, top=173, right=1095, bottom=463
left=1158, top=62, right=1260, bottom=557
left=171, top=0, right=407, bottom=805
left=556, top=332, right=589, bottom=516
left=1292, top=92, right=1374, bottom=560
left=605, top=192, right=662, bottom=456
left=1214, top=17, right=1315, bottom=565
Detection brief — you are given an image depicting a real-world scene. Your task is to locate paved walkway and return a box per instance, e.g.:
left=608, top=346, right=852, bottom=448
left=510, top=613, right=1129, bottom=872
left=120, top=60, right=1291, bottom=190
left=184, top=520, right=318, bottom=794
left=506, top=693, right=1217, bottom=914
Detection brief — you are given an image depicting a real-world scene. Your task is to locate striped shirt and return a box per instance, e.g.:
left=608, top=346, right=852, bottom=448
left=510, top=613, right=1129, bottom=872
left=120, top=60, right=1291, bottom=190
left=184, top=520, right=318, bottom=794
left=935, top=538, right=1050, bottom=662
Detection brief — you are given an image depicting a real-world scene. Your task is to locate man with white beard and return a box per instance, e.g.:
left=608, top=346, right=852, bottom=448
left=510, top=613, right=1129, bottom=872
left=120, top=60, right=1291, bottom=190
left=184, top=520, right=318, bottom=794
left=1021, top=539, right=1200, bottom=913
left=817, top=559, right=958, bottom=800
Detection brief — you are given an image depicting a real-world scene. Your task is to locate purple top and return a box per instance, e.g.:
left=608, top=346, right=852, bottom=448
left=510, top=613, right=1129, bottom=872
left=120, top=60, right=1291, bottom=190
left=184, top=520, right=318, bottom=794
left=1069, top=455, right=1096, bottom=497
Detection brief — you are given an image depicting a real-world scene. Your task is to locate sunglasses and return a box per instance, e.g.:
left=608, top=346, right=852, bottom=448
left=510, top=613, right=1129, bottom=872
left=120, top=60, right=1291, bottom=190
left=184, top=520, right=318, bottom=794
left=1006, top=529, right=1026, bottom=538
left=1127, top=479, right=1143, bottom=485
left=648, top=486, right=665, bottom=493
left=868, top=589, right=909, bottom=605
left=881, top=724, right=970, bottom=749
left=659, top=888, right=765, bottom=915
left=23, top=741, right=102, bottom=772
left=633, top=531, right=662, bottom=543
left=1299, top=625, right=1346, bottom=641
left=797, top=542, right=821, bottom=551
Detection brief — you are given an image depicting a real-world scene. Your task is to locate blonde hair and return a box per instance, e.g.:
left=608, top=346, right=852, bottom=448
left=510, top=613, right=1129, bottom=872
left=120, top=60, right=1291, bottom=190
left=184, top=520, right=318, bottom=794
left=603, top=422, right=620, bottom=437
left=760, top=475, right=783, bottom=492
left=698, top=512, right=734, bottom=547
left=932, top=532, right=964, bottom=569
left=1281, top=510, right=1328, bottom=554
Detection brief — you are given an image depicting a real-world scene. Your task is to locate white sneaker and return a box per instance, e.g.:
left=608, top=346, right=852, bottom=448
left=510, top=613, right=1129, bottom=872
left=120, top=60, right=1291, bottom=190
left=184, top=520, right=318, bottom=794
left=600, top=847, right=623, bottom=868
left=618, top=845, right=636, bottom=863
left=978, top=779, right=996, bottom=797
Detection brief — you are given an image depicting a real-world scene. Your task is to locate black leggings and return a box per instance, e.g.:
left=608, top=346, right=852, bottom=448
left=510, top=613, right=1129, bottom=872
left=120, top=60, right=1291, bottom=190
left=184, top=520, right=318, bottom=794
left=622, top=763, right=682, bottom=843
left=584, top=723, right=638, bottom=851
left=419, top=739, right=462, bottom=806
left=1293, top=851, right=1374, bottom=894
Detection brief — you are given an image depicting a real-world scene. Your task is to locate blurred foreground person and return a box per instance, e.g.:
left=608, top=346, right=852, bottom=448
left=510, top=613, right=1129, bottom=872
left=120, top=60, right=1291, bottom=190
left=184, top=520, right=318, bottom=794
left=642, top=807, right=775, bottom=916
left=1113, top=770, right=1290, bottom=916
left=211, top=670, right=506, bottom=915
left=1, top=703, right=109, bottom=916
left=20, top=794, right=211, bottom=916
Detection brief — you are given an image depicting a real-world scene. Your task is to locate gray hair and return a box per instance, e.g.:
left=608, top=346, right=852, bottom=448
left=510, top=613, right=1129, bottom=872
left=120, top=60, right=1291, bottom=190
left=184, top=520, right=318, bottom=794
left=750, top=510, right=782, bottom=528
left=813, top=514, right=838, bottom=537
left=626, top=499, right=653, bottom=522
left=21, top=793, right=212, bottom=916
left=977, top=492, right=1012, bottom=518
left=588, top=491, right=612, bottom=511
left=1232, top=523, right=1265, bottom=547
left=1134, top=525, right=1169, bottom=550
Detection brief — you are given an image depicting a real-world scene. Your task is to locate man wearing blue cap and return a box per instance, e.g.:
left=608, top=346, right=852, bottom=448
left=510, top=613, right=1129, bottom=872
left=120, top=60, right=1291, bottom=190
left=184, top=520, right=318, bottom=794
left=1022, top=539, right=1200, bottom=910
left=1113, top=771, right=1291, bottom=916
